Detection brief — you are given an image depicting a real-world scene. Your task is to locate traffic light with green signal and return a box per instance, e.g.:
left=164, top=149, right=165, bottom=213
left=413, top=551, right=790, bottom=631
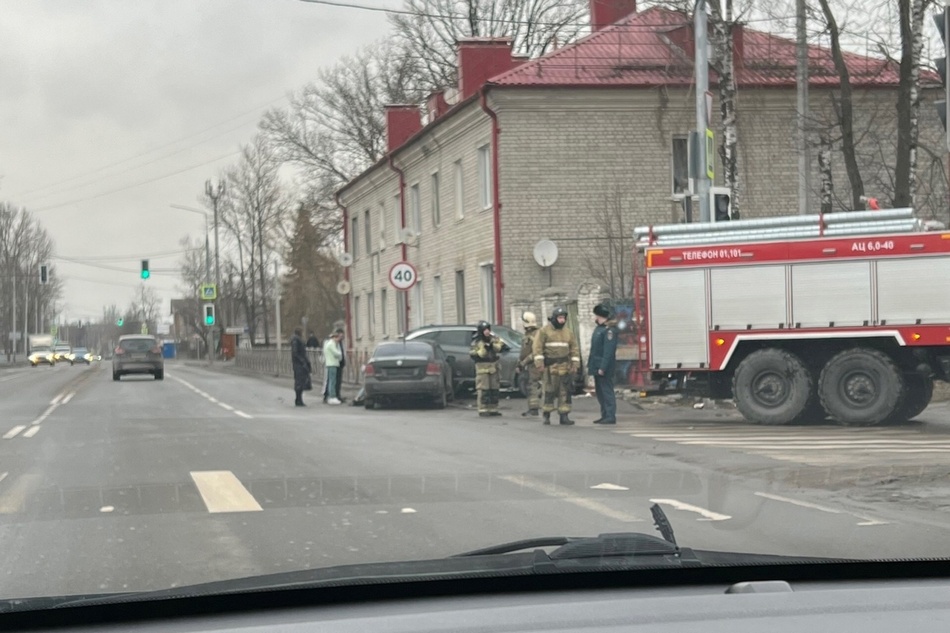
left=204, top=304, right=215, bottom=326
left=141, top=259, right=150, bottom=280
left=117, top=318, right=124, bottom=326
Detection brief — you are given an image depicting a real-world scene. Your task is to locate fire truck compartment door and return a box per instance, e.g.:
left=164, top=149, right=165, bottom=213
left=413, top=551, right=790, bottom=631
left=877, top=256, right=950, bottom=325
left=649, top=269, right=708, bottom=368
left=710, top=265, right=787, bottom=330
left=791, top=261, right=872, bottom=327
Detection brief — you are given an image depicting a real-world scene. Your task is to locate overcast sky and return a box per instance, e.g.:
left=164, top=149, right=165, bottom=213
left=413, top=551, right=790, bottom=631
left=0, top=0, right=390, bottom=326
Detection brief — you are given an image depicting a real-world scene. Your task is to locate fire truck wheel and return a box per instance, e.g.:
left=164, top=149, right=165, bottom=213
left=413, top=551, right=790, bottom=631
left=891, top=374, right=934, bottom=423
left=732, top=349, right=814, bottom=425
left=819, top=348, right=903, bottom=426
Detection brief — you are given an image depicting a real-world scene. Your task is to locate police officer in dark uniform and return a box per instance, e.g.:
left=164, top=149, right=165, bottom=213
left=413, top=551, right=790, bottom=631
left=589, top=303, right=619, bottom=424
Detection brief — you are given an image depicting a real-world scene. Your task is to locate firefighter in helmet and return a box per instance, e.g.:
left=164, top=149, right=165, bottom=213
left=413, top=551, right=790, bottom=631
left=470, top=320, right=509, bottom=417
left=518, top=311, right=543, bottom=417
left=532, top=306, right=581, bottom=425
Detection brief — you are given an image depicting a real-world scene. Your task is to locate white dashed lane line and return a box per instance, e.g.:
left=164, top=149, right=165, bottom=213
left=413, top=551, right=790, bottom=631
left=22, top=426, right=41, bottom=438
left=2, top=426, right=26, bottom=440
left=169, top=374, right=254, bottom=420
left=3, top=388, right=77, bottom=439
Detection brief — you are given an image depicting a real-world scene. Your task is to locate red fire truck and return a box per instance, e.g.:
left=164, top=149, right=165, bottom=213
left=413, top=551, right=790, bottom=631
left=634, top=208, right=950, bottom=426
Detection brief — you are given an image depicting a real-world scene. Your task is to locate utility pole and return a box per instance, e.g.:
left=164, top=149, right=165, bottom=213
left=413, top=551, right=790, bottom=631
left=695, top=0, right=711, bottom=222
left=274, top=260, right=282, bottom=371
left=796, top=0, right=810, bottom=215
left=205, top=178, right=226, bottom=357
left=11, top=267, right=17, bottom=361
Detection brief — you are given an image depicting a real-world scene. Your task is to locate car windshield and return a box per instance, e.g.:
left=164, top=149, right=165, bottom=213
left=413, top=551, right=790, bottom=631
left=1, top=0, right=947, bottom=620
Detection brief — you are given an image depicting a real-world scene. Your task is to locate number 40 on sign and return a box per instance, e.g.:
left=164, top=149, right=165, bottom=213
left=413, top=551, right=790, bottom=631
left=389, top=262, right=417, bottom=290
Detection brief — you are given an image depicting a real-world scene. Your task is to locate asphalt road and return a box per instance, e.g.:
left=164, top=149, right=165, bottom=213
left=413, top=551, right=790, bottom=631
left=2, top=360, right=950, bottom=600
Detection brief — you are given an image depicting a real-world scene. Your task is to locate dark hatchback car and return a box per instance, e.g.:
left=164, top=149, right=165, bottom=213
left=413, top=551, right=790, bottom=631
left=112, top=335, right=164, bottom=381
left=363, top=341, right=454, bottom=409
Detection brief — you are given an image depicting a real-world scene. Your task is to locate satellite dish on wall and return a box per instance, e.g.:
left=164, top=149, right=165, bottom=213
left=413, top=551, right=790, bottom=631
left=336, top=280, right=351, bottom=295
left=533, top=240, right=559, bottom=268
left=338, top=252, right=354, bottom=268
left=400, top=227, right=418, bottom=247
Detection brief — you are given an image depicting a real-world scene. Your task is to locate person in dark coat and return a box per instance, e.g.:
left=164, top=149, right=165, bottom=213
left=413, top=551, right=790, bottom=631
left=306, top=332, right=320, bottom=349
left=588, top=303, right=619, bottom=424
left=291, top=326, right=311, bottom=407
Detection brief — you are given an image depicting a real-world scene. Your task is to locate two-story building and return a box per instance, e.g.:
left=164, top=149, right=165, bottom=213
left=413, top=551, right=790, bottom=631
left=336, top=0, right=945, bottom=371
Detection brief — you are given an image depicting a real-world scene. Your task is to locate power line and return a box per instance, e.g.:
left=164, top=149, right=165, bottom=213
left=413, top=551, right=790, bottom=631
left=10, top=94, right=289, bottom=202
left=31, top=150, right=241, bottom=213
left=54, top=248, right=193, bottom=262
left=298, top=0, right=794, bottom=27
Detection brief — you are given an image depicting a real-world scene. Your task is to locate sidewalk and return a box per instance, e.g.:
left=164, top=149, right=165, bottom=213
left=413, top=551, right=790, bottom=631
left=176, top=359, right=362, bottom=400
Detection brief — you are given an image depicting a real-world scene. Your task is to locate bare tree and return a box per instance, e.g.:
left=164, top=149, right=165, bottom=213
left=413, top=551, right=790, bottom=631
left=894, top=0, right=931, bottom=207
left=129, top=284, right=161, bottom=331
left=582, top=190, right=632, bottom=299
left=389, top=0, right=588, bottom=89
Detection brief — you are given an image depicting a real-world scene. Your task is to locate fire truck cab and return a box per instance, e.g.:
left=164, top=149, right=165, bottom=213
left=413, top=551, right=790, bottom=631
left=635, top=208, right=950, bottom=426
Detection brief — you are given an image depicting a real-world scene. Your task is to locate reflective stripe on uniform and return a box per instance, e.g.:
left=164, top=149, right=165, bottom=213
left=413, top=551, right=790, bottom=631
left=545, top=342, right=569, bottom=347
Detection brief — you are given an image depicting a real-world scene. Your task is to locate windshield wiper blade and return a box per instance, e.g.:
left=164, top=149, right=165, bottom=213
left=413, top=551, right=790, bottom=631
left=454, top=536, right=574, bottom=557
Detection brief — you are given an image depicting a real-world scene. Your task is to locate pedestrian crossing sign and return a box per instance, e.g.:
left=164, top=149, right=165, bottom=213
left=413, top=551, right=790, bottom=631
left=200, top=284, right=217, bottom=301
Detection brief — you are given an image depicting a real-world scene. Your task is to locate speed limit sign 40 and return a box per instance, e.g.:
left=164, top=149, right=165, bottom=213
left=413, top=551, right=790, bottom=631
left=389, top=261, right=418, bottom=290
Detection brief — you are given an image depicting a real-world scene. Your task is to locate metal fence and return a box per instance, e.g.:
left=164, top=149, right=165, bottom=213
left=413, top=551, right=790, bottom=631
left=234, top=348, right=362, bottom=385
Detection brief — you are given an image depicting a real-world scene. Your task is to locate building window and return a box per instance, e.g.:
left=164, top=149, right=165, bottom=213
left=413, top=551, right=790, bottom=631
left=477, top=144, right=492, bottom=210
left=455, top=270, right=466, bottom=323
left=454, top=159, right=464, bottom=219
left=396, top=291, right=407, bottom=335
left=393, top=193, right=401, bottom=244
left=412, top=280, right=424, bottom=328
left=367, top=291, right=375, bottom=338
left=353, top=295, right=361, bottom=339
left=381, top=289, right=388, bottom=336
left=379, top=201, right=387, bottom=250
left=409, top=183, right=421, bottom=235
left=431, top=172, right=441, bottom=227
left=672, top=136, right=690, bottom=196
left=364, top=209, right=372, bottom=254
left=433, top=275, right=443, bottom=323
left=351, top=216, right=359, bottom=259
left=479, top=263, right=495, bottom=321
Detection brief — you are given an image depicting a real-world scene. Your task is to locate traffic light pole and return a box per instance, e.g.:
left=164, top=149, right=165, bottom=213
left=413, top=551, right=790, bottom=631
left=694, top=0, right=711, bottom=223
left=206, top=179, right=225, bottom=360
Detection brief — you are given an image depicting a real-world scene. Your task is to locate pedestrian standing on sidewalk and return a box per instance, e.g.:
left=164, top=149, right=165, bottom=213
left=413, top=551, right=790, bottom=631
left=306, top=331, right=320, bottom=350
left=335, top=331, right=346, bottom=403
left=322, top=329, right=343, bottom=405
left=291, top=326, right=312, bottom=407
left=589, top=303, right=619, bottom=424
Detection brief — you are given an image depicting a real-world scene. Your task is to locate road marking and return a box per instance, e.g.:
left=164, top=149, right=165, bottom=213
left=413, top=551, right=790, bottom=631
left=498, top=474, right=642, bottom=523
left=170, top=375, right=251, bottom=419
left=0, top=474, right=41, bottom=514
left=50, top=393, right=64, bottom=406
left=22, top=426, right=41, bottom=438
left=650, top=498, right=730, bottom=521
left=754, top=492, right=887, bottom=526
left=401, top=508, right=417, bottom=514
left=190, top=471, right=263, bottom=513
left=0, top=472, right=7, bottom=485
left=61, top=392, right=75, bottom=405
left=3, top=426, right=26, bottom=440
left=590, top=483, right=630, bottom=491
left=100, top=506, right=114, bottom=513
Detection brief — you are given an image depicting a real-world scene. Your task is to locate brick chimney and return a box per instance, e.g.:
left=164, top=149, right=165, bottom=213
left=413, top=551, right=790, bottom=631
left=385, top=105, right=422, bottom=153
left=458, top=38, right=515, bottom=101
left=590, top=0, right=637, bottom=31
left=425, top=90, right=450, bottom=122
left=732, top=24, right=744, bottom=69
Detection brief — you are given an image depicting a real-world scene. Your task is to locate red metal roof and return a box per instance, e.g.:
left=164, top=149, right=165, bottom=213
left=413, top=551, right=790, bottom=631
left=491, top=6, right=931, bottom=89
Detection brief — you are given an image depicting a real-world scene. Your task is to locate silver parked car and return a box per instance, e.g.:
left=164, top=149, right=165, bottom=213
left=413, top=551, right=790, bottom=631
left=112, top=335, right=164, bottom=381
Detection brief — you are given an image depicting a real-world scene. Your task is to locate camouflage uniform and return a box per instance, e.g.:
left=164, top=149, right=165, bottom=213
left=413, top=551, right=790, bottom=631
left=519, top=314, right=542, bottom=416
left=470, top=322, right=507, bottom=417
left=533, top=307, right=581, bottom=425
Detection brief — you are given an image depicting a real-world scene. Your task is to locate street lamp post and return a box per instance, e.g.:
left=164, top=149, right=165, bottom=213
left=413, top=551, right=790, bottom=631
left=205, top=179, right=225, bottom=355
left=169, top=204, right=211, bottom=281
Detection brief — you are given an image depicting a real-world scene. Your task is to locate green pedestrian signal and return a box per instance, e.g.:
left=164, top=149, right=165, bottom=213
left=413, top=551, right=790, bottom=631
left=204, top=304, right=215, bottom=326
left=117, top=318, right=124, bottom=326
left=141, top=259, right=150, bottom=279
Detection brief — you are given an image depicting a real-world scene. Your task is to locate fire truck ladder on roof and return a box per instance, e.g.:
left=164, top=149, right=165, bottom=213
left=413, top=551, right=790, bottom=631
left=634, top=208, right=924, bottom=249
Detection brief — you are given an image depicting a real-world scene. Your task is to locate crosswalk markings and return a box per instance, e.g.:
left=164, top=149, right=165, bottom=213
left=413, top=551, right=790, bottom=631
left=190, top=470, right=263, bottom=513
left=616, top=423, right=950, bottom=464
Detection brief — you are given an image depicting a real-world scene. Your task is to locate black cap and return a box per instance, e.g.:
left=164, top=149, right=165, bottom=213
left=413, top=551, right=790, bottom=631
left=593, top=303, right=611, bottom=318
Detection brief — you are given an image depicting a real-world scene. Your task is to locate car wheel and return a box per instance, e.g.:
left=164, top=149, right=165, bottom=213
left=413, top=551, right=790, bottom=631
left=112, top=371, right=121, bottom=381
left=364, top=397, right=375, bottom=410
left=433, top=388, right=447, bottom=409
left=155, top=370, right=164, bottom=381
